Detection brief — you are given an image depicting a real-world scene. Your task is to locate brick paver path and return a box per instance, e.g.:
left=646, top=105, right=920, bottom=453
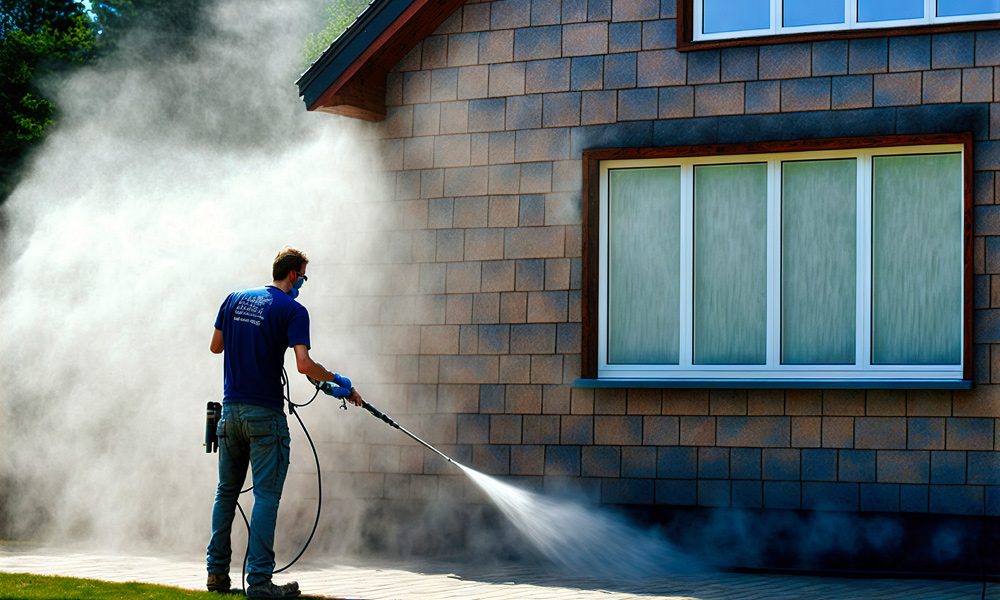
left=0, top=546, right=994, bottom=599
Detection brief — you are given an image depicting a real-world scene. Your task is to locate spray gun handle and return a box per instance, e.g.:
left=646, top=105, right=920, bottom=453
left=306, top=375, right=321, bottom=388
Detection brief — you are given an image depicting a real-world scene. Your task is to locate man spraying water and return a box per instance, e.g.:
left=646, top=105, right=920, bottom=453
left=206, top=247, right=360, bottom=598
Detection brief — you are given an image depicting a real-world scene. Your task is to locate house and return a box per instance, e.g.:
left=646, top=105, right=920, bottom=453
left=297, top=0, right=1000, bottom=571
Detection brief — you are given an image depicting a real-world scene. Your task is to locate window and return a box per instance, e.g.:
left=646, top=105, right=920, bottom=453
left=693, top=0, right=1000, bottom=41
left=587, top=136, right=971, bottom=384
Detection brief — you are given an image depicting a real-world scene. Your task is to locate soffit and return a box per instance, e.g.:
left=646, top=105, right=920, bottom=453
left=296, top=0, right=467, bottom=121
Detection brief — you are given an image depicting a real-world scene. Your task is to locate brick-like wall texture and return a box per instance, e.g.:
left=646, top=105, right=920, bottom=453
left=346, top=0, right=1000, bottom=517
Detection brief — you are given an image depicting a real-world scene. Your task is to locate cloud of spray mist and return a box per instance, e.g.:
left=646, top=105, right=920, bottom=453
left=459, top=466, right=704, bottom=578
left=4, top=0, right=949, bottom=577
left=0, top=0, right=393, bottom=554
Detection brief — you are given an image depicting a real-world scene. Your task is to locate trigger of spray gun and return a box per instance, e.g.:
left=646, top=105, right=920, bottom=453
left=306, top=373, right=349, bottom=409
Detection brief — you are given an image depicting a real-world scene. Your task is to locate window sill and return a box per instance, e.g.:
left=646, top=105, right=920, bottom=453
left=573, top=378, right=973, bottom=390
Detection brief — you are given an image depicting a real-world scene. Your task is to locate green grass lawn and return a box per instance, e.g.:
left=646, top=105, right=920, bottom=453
left=0, top=572, right=334, bottom=599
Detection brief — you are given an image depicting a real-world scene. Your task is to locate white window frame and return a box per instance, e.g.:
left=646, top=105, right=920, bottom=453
left=597, top=143, right=966, bottom=382
left=693, top=0, right=1000, bottom=41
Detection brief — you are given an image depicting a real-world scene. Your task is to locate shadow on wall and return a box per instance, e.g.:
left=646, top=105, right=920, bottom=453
left=354, top=499, right=532, bottom=563
left=643, top=505, right=1000, bottom=577
left=326, top=496, right=1000, bottom=579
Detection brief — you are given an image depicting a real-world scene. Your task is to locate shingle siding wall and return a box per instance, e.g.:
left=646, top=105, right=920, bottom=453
left=343, top=0, right=1000, bottom=516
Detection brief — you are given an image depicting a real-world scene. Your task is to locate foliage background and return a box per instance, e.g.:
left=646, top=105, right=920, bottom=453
left=301, top=0, right=369, bottom=67
left=0, top=0, right=371, bottom=204
left=0, top=0, right=207, bottom=203
left=1, top=0, right=92, bottom=201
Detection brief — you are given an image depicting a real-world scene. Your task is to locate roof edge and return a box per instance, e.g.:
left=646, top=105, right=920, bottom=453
left=296, top=0, right=467, bottom=119
left=296, top=0, right=412, bottom=110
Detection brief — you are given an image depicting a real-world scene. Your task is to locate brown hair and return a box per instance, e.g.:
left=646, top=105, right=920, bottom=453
left=272, top=247, right=308, bottom=281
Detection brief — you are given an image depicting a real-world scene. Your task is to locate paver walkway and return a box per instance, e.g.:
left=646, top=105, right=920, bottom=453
left=0, top=546, right=995, bottom=599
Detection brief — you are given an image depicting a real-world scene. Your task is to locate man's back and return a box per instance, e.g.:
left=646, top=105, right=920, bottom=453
left=215, top=286, right=310, bottom=410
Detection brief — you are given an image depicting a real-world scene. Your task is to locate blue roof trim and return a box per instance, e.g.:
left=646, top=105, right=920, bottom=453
left=573, top=378, right=974, bottom=390
left=296, top=0, right=415, bottom=109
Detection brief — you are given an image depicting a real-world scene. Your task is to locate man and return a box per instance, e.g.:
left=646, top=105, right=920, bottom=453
left=207, top=247, right=360, bottom=599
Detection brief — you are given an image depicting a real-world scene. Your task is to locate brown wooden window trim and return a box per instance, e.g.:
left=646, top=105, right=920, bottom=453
left=676, top=0, right=1000, bottom=51
left=581, top=133, right=974, bottom=384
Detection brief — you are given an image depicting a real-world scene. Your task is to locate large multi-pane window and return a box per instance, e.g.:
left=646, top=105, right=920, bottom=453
left=597, top=143, right=968, bottom=382
left=694, top=0, right=1000, bottom=41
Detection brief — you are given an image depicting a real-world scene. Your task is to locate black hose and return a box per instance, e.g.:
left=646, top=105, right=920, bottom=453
left=232, top=370, right=322, bottom=594
left=236, top=502, right=250, bottom=595
left=273, top=404, right=322, bottom=574
left=979, top=515, right=987, bottom=600
left=229, top=376, right=457, bottom=595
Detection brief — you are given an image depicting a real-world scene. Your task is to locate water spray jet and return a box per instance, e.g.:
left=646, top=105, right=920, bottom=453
left=215, top=366, right=704, bottom=590
left=307, top=380, right=701, bottom=579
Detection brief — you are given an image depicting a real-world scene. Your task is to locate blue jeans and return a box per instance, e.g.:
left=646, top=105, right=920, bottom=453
left=207, top=402, right=290, bottom=586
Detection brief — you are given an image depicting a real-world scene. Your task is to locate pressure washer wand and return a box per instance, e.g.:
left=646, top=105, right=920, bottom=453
left=356, top=395, right=457, bottom=466
left=308, top=375, right=458, bottom=466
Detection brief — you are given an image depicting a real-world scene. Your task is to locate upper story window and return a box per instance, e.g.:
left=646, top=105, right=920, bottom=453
left=694, top=0, right=1000, bottom=41
left=583, top=135, right=972, bottom=386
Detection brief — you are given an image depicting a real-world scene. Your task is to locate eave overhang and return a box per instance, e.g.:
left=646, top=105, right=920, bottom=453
left=296, top=0, right=466, bottom=121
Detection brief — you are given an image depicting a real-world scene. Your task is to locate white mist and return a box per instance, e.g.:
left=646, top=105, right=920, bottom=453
left=3, top=0, right=705, bottom=580
left=0, top=0, right=389, bottom=553
left=459, top=464, right=703, bottom=579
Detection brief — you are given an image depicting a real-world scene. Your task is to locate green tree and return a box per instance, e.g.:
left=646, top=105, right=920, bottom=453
left=0, top=0, right=93, bottom=202
left=1, top=0, right=85, bottom=38
left=87, top=0, right=206, bottom=61
left=302, top=0, right=369, bottom=67
left=0, top=0, right=208, bottom=202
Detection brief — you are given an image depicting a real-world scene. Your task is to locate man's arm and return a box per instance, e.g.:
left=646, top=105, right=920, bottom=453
left=293, top=345, right=362, bottom=406
left=293, top=344, right=336, bottom=381
left=210, top=328, right=224, bottom=354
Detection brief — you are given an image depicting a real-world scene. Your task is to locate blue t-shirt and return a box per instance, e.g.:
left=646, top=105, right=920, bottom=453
left=214, top=286, right=310, bottom=410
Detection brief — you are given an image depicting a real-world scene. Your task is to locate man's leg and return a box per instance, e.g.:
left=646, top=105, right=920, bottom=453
left=207, top=404, right=249, bottom=587
left=242, top=405, right=291, bottom=588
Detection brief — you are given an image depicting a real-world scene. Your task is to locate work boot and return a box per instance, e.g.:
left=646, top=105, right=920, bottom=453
left=246, top=579, right=300, bottom=599
left=206, top=572, right=232, bottom=593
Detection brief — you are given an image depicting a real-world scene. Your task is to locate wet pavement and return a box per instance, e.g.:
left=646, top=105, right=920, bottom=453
left=0, top=546, right=995, bottom=599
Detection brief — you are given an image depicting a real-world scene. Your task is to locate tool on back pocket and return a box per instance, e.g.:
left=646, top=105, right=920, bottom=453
left=205, top=401, right=222, bottom=453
